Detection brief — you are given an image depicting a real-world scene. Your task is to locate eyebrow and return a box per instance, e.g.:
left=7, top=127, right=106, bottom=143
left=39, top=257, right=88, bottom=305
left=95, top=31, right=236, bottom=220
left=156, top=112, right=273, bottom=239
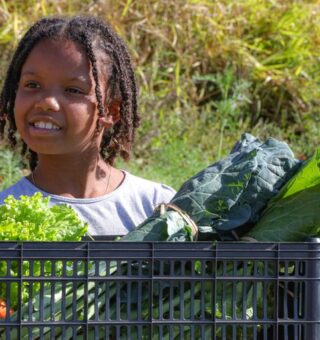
left=20, top=71, right=37, bottom=77
left=20, top=71, right=90, bottom=83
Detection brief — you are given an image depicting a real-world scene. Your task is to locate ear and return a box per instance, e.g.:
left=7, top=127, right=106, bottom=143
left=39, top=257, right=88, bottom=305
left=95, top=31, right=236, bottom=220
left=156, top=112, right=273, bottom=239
left=98, top=99, right=121, bottom=129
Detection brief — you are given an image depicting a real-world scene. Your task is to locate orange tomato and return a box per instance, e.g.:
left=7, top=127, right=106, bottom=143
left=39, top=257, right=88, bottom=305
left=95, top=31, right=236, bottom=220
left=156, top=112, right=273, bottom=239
left=0, top=299, right=14, bottom=318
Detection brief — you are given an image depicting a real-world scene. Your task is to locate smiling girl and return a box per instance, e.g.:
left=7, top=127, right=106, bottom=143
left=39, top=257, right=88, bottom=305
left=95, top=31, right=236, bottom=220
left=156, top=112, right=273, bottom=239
left=0, top=16, right=176, bottom=237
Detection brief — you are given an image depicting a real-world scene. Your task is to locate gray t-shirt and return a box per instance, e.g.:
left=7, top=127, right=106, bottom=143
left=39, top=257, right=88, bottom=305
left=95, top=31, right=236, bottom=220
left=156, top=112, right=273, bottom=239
left=0, top=171, right=176, bottom=236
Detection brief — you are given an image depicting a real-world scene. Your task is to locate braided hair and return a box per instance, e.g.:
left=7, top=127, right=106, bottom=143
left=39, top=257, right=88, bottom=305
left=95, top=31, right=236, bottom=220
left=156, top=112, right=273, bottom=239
left=0, top=15, right=140, bottom=169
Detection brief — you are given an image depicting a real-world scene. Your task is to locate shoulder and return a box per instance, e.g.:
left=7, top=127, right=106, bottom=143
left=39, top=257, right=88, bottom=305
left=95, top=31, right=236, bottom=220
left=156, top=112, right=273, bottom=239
left=0, top=177, right=38, bottom=204
left=121, top=171, right=176, bottom=204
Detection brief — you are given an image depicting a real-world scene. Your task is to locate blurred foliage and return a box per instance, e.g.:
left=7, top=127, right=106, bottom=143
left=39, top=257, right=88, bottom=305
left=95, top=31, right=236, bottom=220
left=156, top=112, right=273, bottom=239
left=0, top=0, right=319, bottom=189
left=0, top=144, right=25, bottom=191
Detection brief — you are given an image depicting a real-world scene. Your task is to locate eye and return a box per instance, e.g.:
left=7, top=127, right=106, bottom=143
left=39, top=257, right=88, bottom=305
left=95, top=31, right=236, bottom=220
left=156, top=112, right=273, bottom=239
left=65, top=87, right=85, bottom=94
left=24, top=81, right=40, bottom=89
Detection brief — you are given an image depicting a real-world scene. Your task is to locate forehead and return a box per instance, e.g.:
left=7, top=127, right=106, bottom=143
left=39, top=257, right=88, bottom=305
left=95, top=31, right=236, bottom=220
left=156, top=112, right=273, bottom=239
left=21, top=38, right=91, bottom=77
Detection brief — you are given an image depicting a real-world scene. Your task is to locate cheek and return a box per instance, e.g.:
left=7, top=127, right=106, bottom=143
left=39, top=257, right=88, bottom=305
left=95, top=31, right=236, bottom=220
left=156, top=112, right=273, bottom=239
left=67, top=100, right=99, bottom=131
left=14, top=90, right=29, bottom=118
left=13, top=95, right=25, bottom=128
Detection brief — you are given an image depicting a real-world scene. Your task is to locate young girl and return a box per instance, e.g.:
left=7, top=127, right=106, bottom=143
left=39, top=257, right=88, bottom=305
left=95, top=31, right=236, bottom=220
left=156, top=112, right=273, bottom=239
left=0, top=15, right=176, bottom=237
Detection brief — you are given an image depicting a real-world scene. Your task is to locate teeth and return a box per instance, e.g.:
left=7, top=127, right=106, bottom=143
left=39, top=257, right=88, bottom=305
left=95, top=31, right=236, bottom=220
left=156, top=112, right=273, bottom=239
left=34, top=121, right=60, bottom=130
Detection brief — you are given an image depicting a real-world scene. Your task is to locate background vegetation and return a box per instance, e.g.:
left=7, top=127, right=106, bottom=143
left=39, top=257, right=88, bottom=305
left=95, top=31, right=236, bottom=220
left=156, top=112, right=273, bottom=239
left=0, top=0, right=319, bottom=190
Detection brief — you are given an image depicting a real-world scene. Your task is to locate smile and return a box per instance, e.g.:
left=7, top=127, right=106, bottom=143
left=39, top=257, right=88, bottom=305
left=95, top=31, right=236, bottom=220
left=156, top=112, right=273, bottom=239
left=32, top=121, right=61, bottom=130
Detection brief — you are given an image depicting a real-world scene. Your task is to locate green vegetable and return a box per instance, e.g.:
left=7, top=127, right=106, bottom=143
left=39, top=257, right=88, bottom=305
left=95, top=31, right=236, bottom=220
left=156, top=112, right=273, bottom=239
left=0, top=192, right=88, bottom=241
left=121, top=205, right=197, bottom=241
left=0, top=192, right=89, bottom=309
left=122, top=133, right=301, bottom=242
left=246, top=148, right=320, bottom=241
left=13, top=257, right=275, bottom=339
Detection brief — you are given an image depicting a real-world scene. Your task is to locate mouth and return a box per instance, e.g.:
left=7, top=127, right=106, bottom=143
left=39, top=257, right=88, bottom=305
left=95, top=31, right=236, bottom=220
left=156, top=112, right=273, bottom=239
left=29, top=116, right=62, bottom=132
left=28, top=117, right=62, bottom=137
left=31, top=121, right=61, bottom=131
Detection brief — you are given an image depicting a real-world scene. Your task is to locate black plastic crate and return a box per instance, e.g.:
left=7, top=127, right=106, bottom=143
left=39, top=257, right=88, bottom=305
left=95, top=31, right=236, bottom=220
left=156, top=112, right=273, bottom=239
left=0, top=240, right=319, bottom=339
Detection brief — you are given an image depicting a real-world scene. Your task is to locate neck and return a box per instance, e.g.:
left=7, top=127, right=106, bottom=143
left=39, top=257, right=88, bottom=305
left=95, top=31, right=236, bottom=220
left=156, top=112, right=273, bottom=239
left=32, top=153, right=112, bottom=198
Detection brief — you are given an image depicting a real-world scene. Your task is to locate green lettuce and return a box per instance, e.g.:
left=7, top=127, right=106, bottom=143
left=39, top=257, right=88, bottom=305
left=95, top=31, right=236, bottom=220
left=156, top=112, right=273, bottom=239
left=0, top=192, right=88, bottom=241
left=0, top=192, right=89, bottom=309
left=246, top=148, right=320, bottom=241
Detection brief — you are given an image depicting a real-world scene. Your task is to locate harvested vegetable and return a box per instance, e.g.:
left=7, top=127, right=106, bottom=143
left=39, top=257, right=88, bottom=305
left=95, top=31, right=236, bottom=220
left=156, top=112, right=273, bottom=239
left=5, top=243, right=284, bottom=340
left=0, top=192, right=89, bottom=310
left=246, top=148, right=320, bottom=241
left=122, top=133, right=301, bottom=242
left=0, top=192, right=88, bottom=241
left=0, top=299, right=13, bottom=319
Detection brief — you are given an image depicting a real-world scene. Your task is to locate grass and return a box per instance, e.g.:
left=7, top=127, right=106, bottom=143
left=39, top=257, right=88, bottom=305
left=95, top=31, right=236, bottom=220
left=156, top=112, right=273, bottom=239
left=0, top=0, right=319, bottom=190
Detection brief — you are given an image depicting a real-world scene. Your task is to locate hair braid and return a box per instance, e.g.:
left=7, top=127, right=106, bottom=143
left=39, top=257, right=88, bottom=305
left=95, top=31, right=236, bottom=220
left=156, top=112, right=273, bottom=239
left=99, top=21, right=139, bottom=163
left=70, top=28, right=105, bottom=118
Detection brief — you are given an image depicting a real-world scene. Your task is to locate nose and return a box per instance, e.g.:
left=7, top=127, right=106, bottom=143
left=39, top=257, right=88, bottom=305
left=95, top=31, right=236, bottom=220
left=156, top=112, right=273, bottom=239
left=34, top=93, right=60, bottom=112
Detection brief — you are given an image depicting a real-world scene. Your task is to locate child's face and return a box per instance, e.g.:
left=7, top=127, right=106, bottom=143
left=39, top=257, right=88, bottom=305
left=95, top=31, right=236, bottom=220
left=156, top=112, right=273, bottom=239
left=14, top=38, right=105, bottom=157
